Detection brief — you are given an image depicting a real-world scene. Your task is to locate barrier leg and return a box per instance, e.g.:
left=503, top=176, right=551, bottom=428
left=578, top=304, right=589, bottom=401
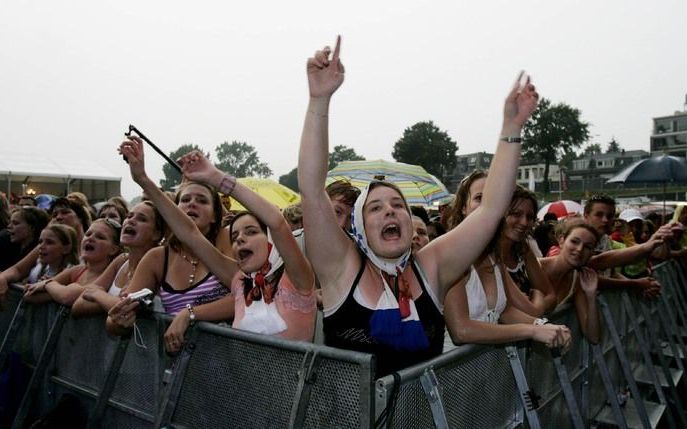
left=154, top=326, right=199, bottom=428
left=622, top=293, right=680, bottom=429
left=289, top=349, right=321, bottom=429
left=418, top=368, right=448, bottom=429
left=636, top=297, right=687, bottom=429
left=0, top=300, right=26, bottom=371
left=597, top=296, right=652, bottom=429
left=656, top=295, right=687, bottom=366
left=550, top=349, right=585, bottom=429
left=86, top=337, right=131, bottom=429
left=505, top=345, right=541, bottom=429
left=592, top=344, right=629, bottom=429
left=10, top=306, right=69, bottom=429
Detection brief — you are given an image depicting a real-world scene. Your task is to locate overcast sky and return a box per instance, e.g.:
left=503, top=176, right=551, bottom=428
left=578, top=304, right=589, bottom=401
left=2, top=0, right=686, bottom=200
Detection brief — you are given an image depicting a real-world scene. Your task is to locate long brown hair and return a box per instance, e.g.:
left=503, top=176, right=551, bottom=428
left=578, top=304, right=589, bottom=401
left=445, top=170, right=487, bottom=230
left=168, top=181, right=223, bottom=250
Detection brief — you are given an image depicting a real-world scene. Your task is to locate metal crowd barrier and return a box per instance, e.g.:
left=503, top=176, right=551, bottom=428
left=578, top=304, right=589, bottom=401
left=1, top=260, right=686, bottom=428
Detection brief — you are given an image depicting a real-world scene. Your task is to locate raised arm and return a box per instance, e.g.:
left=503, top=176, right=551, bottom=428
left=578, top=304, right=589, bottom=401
left=418, top=72, right=539, bottom=299
left=119, top=138, right=238, bottom=286
left=177, top=151, right=314, bottom=293
left=297, top=37, right=358, bottom=297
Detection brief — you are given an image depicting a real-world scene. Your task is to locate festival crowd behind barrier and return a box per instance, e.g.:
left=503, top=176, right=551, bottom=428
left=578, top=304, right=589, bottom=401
left=1, top=35, right=686, bottom=427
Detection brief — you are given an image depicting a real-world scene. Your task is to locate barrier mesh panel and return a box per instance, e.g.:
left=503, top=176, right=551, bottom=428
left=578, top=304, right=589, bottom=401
left=103, top=406, right=155, bottom=429
left=53, top=315, right=118, bottom=391
left=12, top=302, right=57, bottom=364
left=0, top=288, right=21, bottom=336
left=390, top=348, right=519, bottom=428
left=109, top=318, right=161, bottom=415
left=303, top=358, right=363, bottom=428
left=171, top=330, right=305, bottom=428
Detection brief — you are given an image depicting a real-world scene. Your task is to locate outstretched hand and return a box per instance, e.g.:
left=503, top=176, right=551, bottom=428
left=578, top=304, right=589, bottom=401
left=307, top=35, right=345, bottom=99
left=177, top=150, right=223, bottom=188
left=119, top=137, right=148, bottom=184
left=636, top=277, right=661, bottom=299
left=578, top=267, right=599, bottom=296
left=503, top=71, right=539, bottom=131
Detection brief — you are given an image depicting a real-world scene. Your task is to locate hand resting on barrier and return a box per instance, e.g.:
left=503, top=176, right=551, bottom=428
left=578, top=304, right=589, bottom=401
left=106, top=296, right=140, bottom=335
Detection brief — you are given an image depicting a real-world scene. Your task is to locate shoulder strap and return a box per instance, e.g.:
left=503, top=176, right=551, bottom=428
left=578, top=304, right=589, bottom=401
left=162, top=246, right=170, bottom=280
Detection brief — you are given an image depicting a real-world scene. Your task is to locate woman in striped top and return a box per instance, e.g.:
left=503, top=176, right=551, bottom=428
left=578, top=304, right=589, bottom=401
left=107, top=167, right=238, bottom=354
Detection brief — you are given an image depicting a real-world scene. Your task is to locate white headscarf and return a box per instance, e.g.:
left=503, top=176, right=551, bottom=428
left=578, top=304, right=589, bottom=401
left=350, top=182, right=411, bottom=276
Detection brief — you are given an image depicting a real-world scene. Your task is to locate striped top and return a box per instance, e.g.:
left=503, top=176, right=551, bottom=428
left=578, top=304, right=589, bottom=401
left=158, top=246, right=230, bottom=316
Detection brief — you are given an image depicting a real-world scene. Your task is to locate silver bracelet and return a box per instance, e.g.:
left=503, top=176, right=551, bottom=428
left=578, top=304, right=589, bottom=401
left=533, top=317, right=549, bottom=326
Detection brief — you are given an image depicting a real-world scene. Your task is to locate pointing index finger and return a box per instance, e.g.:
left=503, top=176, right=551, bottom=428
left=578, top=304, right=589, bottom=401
left=332, top=35, right=341, bottom=61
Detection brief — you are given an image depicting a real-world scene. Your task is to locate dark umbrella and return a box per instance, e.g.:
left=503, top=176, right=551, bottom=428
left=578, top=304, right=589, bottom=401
left=606, top=155, right=687, bottom=219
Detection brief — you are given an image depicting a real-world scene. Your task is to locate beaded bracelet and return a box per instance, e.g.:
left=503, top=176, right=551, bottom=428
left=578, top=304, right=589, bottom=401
left=218, top=174, right=237, bottom=195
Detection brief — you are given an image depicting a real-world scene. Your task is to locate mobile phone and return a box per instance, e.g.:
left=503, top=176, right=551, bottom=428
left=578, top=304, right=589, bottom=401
left=128, top=288, right=154, bottom=304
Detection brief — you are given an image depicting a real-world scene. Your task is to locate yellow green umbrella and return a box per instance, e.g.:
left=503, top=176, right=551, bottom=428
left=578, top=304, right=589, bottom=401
left=226, top=177, right=300, bottom=211
left=326, top=159, right=450, bottom=207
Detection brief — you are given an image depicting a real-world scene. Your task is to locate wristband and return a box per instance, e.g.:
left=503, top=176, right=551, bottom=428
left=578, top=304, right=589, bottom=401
left=533, top=318, right=549, bottom=326
left=499, top=136, right=523, bottom=143
left=218, top=174, right=237, bottom=196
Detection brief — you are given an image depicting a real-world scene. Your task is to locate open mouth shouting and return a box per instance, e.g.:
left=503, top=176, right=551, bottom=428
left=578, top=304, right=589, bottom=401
left=237, top=248, right=254, bottom=263
left=382, top=223, right=402, bottom=240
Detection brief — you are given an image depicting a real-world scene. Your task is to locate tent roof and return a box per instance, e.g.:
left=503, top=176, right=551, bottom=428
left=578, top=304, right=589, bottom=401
left=0, top=151, right=120, bottom=182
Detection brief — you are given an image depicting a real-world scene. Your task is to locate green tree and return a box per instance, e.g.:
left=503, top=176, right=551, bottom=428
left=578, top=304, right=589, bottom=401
left=583, top=143, right=602, bottom=156
left=522, top=98, right=590, bottom=194
left=328, top=145, right=365, bottom=170
left=160, top=144, right=207, bottom=191
left=279, top=168, right=299, bottom=192
left=215, top=141, right=272, bottom=178
left=392, top=121, right=458, bottom=183
left=606, top=138, right=622, bottom=153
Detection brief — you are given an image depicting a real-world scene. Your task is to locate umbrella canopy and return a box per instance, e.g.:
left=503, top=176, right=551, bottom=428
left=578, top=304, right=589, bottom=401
left=537, top=200, right=583, bottom=221
left=326, top=159, right=450, bottom=207
left=638, top=204, right=675, bottom=217
left=606, top=155, right=687, bottom=184
left=606, top=155, right=687, bottom=219
left=227, top=178, right=300, bottom=211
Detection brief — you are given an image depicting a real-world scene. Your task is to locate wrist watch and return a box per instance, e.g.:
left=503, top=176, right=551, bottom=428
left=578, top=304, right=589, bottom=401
left=499, top=136, right=523, bottom=143
left=186, top=304, right=196, bottom=324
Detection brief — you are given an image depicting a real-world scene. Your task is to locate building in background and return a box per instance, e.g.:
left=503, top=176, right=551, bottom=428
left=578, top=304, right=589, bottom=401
left=650, top=97, right=687, bottom=157
left=446, top=152, right=492, bottom=193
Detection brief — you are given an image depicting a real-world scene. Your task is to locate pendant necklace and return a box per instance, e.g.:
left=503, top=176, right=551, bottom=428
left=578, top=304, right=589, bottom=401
left=180, top=252, right=199, bottom=286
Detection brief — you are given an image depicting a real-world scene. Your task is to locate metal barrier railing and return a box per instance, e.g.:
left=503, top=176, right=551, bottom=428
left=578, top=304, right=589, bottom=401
left=0, top=260, right=685, bottom=428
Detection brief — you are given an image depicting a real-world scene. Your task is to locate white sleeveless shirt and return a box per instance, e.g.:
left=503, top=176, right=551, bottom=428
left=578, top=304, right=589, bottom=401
left=444, top=257, right=507, bottom=352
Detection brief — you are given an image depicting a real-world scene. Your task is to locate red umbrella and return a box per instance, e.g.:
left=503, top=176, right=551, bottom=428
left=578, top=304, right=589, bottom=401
left=537, top=200, right=583, bottom=221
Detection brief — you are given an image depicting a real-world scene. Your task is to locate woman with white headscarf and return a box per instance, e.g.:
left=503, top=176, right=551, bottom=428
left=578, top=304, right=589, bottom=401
left=296, top=36, right=553, bottom=376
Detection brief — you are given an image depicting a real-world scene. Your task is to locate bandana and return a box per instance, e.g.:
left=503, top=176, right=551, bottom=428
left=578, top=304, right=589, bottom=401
left=238, top=228, right=287, bottom=335
left=243, top=229, right=284, bottom=306
left=350, top=182, right=429, bottom=351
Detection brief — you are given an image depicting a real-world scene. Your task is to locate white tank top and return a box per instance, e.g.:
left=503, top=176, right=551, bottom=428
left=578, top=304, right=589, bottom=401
left=444, top=256, right=507, bottom=352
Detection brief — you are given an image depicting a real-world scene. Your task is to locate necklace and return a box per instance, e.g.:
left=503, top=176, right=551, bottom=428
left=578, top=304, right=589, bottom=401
left=180, top=252, right=199, bottom=286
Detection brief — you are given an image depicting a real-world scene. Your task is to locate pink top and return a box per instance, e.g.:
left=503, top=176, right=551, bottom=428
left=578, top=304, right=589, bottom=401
left=231, top=271, right=316, bottom=342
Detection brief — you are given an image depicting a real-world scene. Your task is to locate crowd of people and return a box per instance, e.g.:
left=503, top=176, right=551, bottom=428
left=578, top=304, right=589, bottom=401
left=1, top=37, right=685, bottom=385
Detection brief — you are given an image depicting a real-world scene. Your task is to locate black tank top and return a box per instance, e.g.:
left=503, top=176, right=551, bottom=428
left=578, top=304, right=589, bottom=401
left=323, top=253, right=445, bottom=378
left=507, top=256, right=532, bottom=296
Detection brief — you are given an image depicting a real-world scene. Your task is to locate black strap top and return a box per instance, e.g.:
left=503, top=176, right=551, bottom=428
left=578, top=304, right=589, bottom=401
left=323, top=253, right=445, bottom=378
